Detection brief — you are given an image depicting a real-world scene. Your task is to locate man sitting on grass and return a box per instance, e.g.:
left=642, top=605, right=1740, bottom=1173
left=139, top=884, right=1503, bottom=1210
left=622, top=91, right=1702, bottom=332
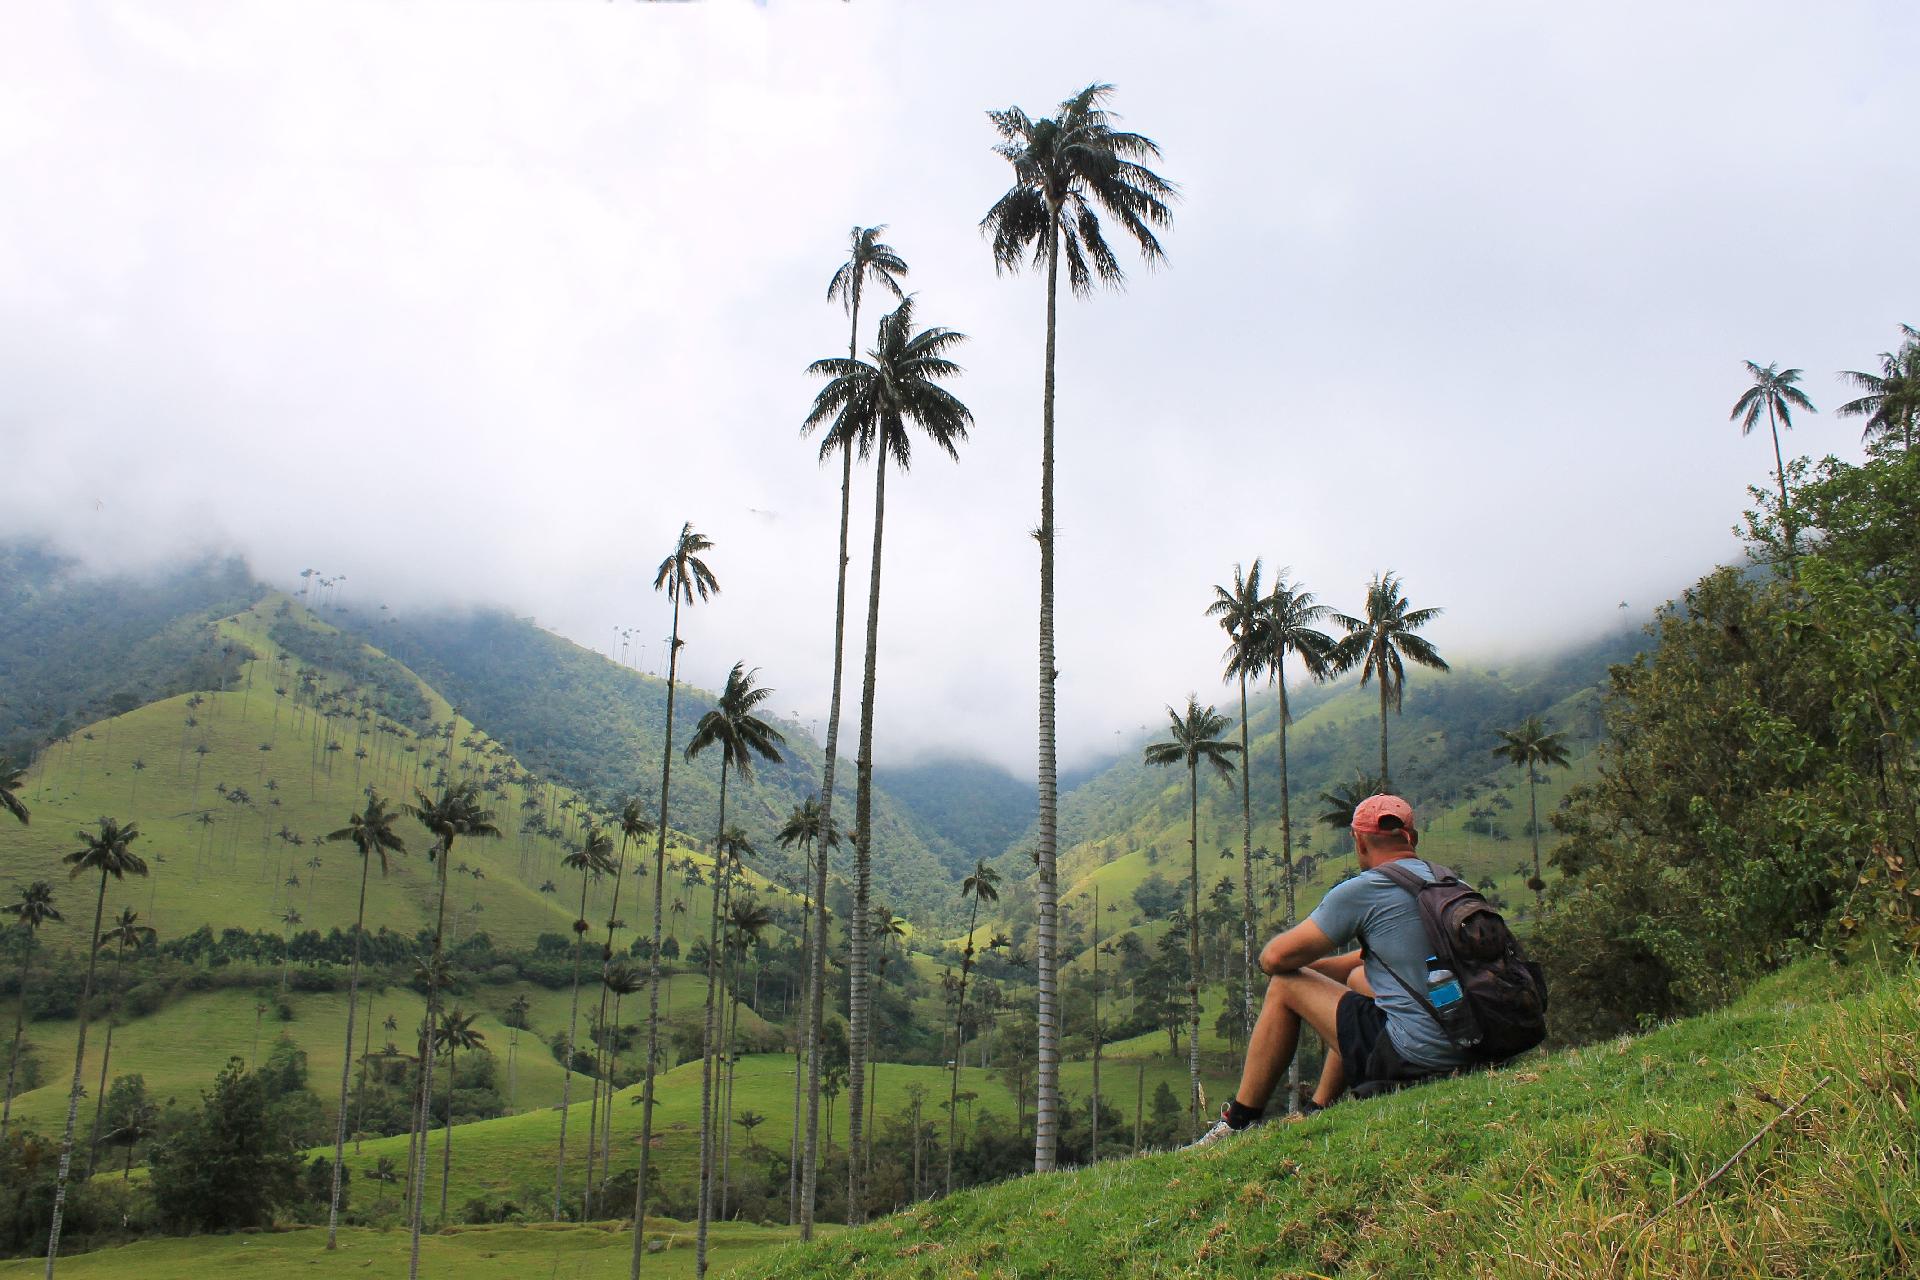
left=1189, top=793, right=1470, bottom=1147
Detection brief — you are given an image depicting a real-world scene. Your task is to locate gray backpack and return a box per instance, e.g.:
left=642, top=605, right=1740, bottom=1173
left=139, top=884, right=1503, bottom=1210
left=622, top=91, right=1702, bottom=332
left=1372, top=861, right=1549, bottom=1063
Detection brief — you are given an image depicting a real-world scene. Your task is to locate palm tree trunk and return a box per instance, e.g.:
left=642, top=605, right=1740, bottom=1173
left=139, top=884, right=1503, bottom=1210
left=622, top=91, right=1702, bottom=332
left=947, top=899, right=979, bottom=1197
left=438, top=1048, right=456, bottom=1225
left=788, top=861, right=810, bottom=1226
left=1236, top=673, right=1253, bottom=1045
left=43, top=869, right=109, bottom=1279
left=1276, top=668, right=1299, bottom=1115
left=2, top=943, right=33, bottom=1144
left=1090, top=884, right=1100, bottom=1164
left=847, top=437, right=891, bottom=1226
left=630, top=597, right=683, bottom=1280
left=1528, top=766, right=1543, bottom=909
left=604, top=991, right=623, bottom=1175
left=696, top=767, right=730, bottom=1278
left=555, top=867, right=591, bottom=1220
left=803, top=275, right=863, bottom=1241
left=326, top=853, right=372, bottom=1247
left=1185, top=762, right=1202, bottom=1134
left=585, top=829, right=633, bottom=1215
left=1378, top=675, right=1392, bottom=788
left=1033, top=207, right=1063, bottom=1175
left=408, top=848, right=453, bottom=1280
left=86, top=943, right=128, bottom=1177
left=1767, top=399, right=1795, bottom=566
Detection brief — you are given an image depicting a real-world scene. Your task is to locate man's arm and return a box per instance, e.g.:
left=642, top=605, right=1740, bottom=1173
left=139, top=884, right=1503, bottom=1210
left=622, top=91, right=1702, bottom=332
left=1258, top=918, right=1338, bottom=975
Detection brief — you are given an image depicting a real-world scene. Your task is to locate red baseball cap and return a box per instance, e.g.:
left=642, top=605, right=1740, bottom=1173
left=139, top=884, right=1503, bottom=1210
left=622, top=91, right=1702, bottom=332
left=1351, top=794, right=1417, bottom=837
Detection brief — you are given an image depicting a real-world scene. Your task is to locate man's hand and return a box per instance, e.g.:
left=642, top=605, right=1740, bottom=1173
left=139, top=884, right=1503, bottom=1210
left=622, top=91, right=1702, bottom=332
left=1258, top=919, right=1336, bottom=976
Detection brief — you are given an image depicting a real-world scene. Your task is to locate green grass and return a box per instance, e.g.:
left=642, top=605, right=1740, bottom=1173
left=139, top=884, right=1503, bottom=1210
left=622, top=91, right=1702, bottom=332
left=0, top=1220, right=805, bottom=1279
left=730, top=959, right=1920, bottom=1279
left=6, top=596, right=799, bottom=959
left=0, top=985, right=590, bottom=1138
left=317, top=1043, right=1232, bottom=1215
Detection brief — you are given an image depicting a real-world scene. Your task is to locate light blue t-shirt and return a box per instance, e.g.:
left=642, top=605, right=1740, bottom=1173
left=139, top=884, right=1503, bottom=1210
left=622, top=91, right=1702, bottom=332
left=1308, top=858, right=1470, bottom=1071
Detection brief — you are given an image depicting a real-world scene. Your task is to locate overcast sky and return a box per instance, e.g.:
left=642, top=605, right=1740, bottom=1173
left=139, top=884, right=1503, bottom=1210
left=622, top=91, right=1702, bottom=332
left=3, top=1, right=1914, bottom=772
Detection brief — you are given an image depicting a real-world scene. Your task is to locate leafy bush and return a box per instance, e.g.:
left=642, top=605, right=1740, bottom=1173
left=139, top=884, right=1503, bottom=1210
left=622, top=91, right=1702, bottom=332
left=1542, top=437, right=1920, bottom=1041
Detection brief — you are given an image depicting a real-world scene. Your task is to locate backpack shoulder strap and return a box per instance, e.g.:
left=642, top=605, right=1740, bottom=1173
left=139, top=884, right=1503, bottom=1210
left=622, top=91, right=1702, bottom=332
left=1374, top=861, right=1430, bottom=896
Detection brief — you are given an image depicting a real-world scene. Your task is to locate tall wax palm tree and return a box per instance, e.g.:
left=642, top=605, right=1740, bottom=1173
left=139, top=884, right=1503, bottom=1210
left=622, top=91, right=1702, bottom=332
left=1256, top=572, right=1341, bottom=1116
left=946, top=860, right=1000, bottom=1196
left=277, top=906, right=302, bottom=990
left=586, top=798, right=651, bottom=1210
left=1260, top=573, right=1341, bottom=928
left=323, top=793, right=406, bottom=1247
left=599, top=961, right=645, bottom=1176
left=1836, top=324, right=1919, bottom=450
left=435, top=1008, right=485, bottom=1225
left=1492, top=716, right=1572, bottom=907
left=719, top=896, right=771, bottom=1219
left=85, top=907, right=155, bottom=1175
left=864, top=907, right=906, bottom=1171
left=2, top=881, right=59, bottom=1144
left=797, top=225, right=905, bottom=1241
left=402, top=784, right=498, bottom=1279
left=776, top=795, right=834, bottom=1227
left=632, top=522, right=717, bottom=1280
left=45, top=818, right=148, bottom=1278
left=685, top=664, right=784, bottom=1274
left=981, top=82, right=1174, bottom=1173
left=1333, top=573, right=1448, bottom=788
left=1142, top=700, right=1239, bottom=1131
left=504, top=993, right=531, bottom=1112
left=556, top=827, right=615, bottom=1220
left=1729, top=361, right=1818, bottom=564
left=1206, top=560, right=1268, bottom=1034
left=804, top=295, right=971, bottom=1216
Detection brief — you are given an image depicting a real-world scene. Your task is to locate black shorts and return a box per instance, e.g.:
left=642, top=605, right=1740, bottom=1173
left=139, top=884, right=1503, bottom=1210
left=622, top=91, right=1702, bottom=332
left=1336, top=991, right=1409, bottom=1087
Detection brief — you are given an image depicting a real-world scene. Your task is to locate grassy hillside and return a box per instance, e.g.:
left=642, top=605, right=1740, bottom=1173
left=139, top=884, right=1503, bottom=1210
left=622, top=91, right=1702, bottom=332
left=5, top=595, right=802, bottom=957
left=309, top=1045, right=1235, bottom=1216
left=734, top=958, right=1920, bottom=1279
left=0, top=977, right=729, bottom=1140
left=0, top=1220, right=800, bottom=1279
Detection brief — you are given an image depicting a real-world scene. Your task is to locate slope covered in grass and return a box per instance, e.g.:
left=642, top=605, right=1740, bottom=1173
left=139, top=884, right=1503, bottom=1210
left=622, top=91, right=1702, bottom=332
left=315, top=1046, right=1231, bottom=1215
left=0, top=1219, right=801, bottom=1279
left=4, top=595, right=799, bottom=956
left=734, top=959, right=1919, bottom=1279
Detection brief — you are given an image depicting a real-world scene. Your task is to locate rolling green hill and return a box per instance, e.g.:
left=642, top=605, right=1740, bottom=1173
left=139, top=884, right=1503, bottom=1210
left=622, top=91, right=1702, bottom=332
left=0, top=1220, right=801, bottom=1279
left=5, top=596, right=796, bottom=958
left=734, top=957, right=1920, bottom=1279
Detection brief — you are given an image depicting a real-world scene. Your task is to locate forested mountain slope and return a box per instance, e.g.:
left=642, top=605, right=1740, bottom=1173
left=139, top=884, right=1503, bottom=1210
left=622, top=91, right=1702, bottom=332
left=348, top=607, right=963, bottom=924
left=0, top=547, right=259, bottom=761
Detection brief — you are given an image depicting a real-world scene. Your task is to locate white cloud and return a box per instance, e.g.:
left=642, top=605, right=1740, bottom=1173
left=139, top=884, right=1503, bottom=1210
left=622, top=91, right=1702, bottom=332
left=2, top=0, right=1914, bottom=772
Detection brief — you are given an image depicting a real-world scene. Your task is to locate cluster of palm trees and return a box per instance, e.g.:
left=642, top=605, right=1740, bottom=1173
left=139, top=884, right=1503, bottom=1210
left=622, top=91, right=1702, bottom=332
left=1144, top=565, right=1447, bottom=1127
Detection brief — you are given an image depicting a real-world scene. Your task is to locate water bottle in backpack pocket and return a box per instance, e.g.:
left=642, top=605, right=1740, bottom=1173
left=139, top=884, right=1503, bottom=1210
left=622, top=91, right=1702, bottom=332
left=1423, top=953, right=1484, bottom=1049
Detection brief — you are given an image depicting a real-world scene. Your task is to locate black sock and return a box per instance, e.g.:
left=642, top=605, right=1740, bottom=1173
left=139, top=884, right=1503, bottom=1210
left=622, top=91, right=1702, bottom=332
left=1223, top=1097, right=1264, bottom=1131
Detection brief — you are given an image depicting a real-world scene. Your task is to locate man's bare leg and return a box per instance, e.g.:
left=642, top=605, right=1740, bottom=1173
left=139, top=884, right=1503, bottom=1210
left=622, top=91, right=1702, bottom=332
left=1231, top=969, right=1350, bottom=1116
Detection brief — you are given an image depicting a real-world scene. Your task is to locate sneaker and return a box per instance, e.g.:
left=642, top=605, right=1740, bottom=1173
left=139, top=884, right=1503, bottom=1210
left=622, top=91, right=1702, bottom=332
left=1183, top=1119, right=1240, bottom=1150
